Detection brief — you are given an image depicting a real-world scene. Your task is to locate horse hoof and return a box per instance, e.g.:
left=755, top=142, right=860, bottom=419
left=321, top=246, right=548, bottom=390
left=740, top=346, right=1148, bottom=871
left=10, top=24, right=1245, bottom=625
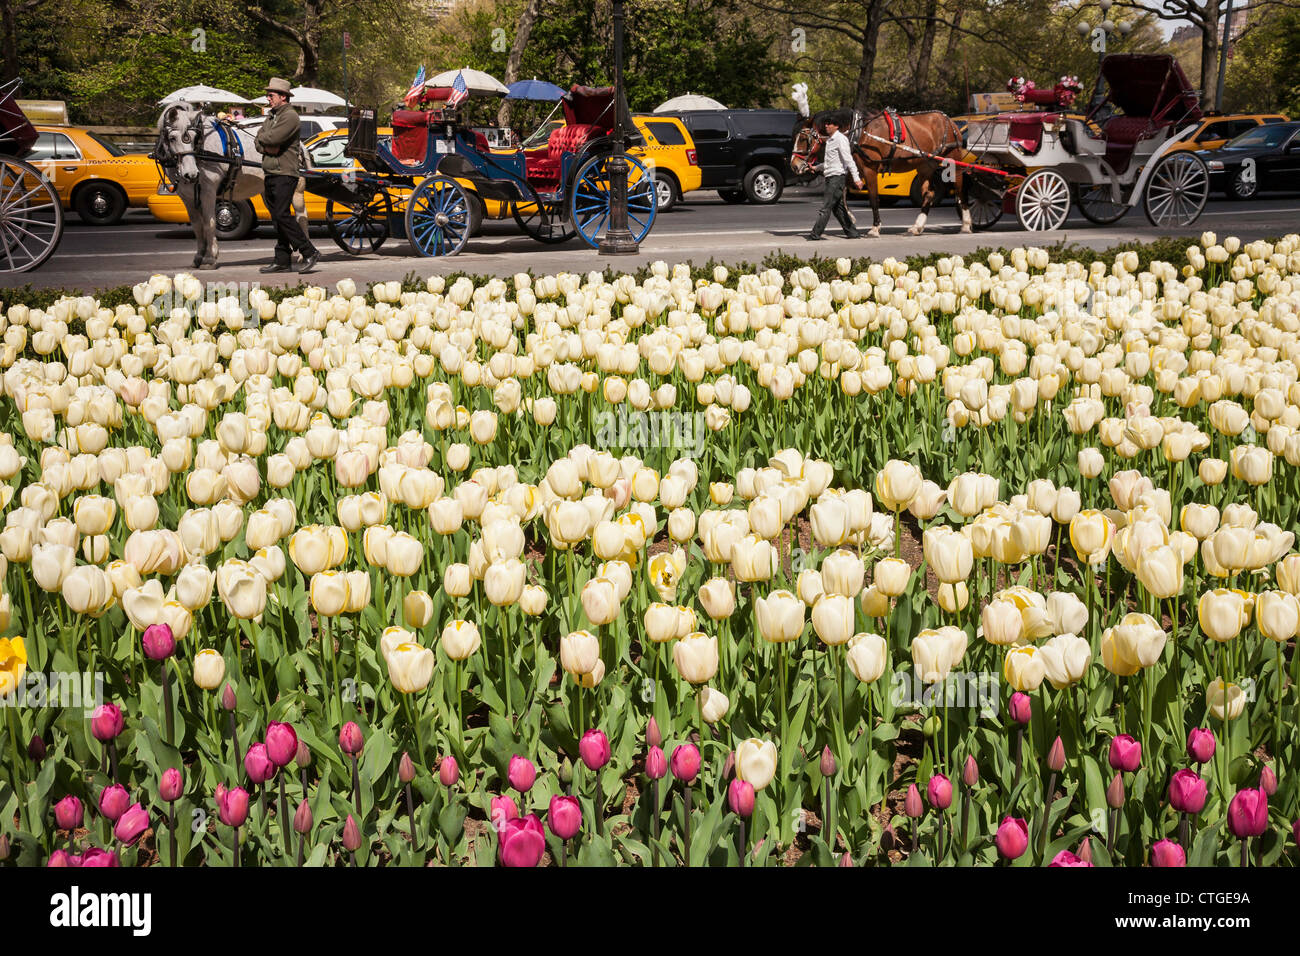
left=192, top=258, right=203, bottom=269
left=907, top=227, right=922, bottom=236
left=199, top=261, right=218, bottom=271
left=959, top=226, right=973, bottom=235
left=868, top=228, right=880, bottom=238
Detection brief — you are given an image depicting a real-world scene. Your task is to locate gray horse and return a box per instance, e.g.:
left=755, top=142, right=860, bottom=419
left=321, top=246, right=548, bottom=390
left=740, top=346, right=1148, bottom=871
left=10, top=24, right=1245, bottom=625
left=154, top=104, right=264, bottom=270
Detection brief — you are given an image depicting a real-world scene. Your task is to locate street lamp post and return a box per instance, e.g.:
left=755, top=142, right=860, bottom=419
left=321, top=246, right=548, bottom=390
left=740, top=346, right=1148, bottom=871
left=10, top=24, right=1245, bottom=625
left=1076, top=0, right=1131, bottom=106
left=599, top=0, right=639, bottom=255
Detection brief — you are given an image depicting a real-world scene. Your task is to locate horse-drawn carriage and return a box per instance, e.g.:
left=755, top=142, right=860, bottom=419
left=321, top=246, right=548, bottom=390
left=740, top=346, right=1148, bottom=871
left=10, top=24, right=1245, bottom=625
left=0, top=78, right=62, bottom=272
left=961, top=53, right=1209, bottom=231
left=309, top=83, right=657, bottom=256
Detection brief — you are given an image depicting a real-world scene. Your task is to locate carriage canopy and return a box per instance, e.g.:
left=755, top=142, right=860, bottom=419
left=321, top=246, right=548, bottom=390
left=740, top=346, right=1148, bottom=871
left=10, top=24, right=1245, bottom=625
left=1094, top=54, right=1201, bottom=126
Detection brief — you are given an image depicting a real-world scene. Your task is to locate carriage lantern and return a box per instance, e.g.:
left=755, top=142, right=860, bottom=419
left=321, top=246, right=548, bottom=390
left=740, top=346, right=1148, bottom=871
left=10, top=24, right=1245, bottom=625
left=1077, top=0, right=1132, bottom=90
left=598, top=0, right=640, bottom=255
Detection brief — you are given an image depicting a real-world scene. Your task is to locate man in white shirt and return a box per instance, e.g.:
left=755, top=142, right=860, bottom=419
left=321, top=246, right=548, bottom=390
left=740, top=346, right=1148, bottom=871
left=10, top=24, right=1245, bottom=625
left=808, top=115, right=864, bottom=240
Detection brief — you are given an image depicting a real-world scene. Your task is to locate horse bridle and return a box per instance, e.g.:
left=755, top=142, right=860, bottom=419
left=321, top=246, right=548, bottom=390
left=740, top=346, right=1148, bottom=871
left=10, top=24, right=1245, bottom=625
left=151, top=107, right=208, bottom=209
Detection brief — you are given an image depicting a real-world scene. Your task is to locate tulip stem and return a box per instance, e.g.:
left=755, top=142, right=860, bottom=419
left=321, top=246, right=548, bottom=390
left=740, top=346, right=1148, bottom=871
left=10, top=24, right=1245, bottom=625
left=1037, top=770, right=1056, bottom=863
left=739, top=817, right=746, bottom=867
left=5, top=705, right=25, bottom=832
left=232, top=826, right=240, bottom=867
left=279, top=773, right=291, bottom=857
left=594, top=771, right=604, bottom=837
left=960, top=781, right=970, bottom=853
left=251, top=618, right=272, bottom=718
left=651, top=777, right=660, bottom=867
left=228, top=711, right=239, bottom=784
left=350, top=753, right=362, bottom=817
left=682, top=785, right=692, bottom=867
left=168, top=800, right=177, bottom=866
left=1012, top=727, right=1023, bottom=799
left=161, top=661, right=174, bottom=747
left=1239, top=838, right=1248, bottom=868
left=405, top=783, right=418, bottom=861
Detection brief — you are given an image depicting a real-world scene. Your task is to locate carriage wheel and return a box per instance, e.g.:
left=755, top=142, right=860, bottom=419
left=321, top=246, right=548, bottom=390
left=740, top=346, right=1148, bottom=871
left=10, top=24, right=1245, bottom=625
left=1075, top=183, right=1129, bottom=225
left=326, top=188, right=391, bottom=255
left=1015, top=169, right=1071, bottom=231
left=0, top=158, right=63, bottom=273
left=404, top=176, right=471, bottom=257
left=1143, top=152, right=1209, bottom=228
left=570, top=153, right=657, bottom=250
left=510, top=199, right=576, bottom=244
left=963, top=173, right=1005, bottom=231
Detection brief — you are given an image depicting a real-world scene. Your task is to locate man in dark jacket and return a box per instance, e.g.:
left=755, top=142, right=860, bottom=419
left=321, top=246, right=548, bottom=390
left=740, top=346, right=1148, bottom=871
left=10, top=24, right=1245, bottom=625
left=255, top=78, right=319, bottom=273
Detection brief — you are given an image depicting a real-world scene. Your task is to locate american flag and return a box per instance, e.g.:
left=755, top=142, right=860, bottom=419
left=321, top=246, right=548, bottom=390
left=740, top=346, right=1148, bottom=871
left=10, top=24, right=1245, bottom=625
left=447, top=70, right=469, bottom=108
left=404, top=65, right=426, bottom=104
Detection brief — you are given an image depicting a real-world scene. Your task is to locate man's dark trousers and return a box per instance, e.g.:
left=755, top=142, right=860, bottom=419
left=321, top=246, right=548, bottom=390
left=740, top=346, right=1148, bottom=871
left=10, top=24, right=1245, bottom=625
left=264, top=173, right=318, bottom=267
left=811, top=173, right=859, bottom=239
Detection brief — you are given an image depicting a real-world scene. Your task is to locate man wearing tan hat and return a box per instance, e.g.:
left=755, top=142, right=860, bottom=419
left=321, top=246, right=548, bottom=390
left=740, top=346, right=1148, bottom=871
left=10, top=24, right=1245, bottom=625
left=255, top=77, right=319, bottom=273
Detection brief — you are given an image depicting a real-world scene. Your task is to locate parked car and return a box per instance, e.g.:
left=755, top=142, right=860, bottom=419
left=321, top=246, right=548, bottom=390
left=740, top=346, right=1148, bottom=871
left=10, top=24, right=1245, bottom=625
left=658, top=109, right=800, bottom=204
left=1167, top=112, right=1289, bottom=155
left=28, top=125, right=159, bottom=225
left=1199, top=120, right=1300, bottom=199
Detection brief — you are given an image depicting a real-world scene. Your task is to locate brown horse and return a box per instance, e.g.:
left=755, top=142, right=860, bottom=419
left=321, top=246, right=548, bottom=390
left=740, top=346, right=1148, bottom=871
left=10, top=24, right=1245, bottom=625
left=791, top=108, right=972, bottom=237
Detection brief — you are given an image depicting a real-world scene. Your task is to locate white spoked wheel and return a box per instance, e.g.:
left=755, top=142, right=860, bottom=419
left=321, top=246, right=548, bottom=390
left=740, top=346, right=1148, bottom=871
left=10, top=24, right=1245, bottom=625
left=1015, top=168, right=1071, bottom=231
left=1143, top=152, right=1210, bottom=228
left=0, top=157, right=63, bottom=272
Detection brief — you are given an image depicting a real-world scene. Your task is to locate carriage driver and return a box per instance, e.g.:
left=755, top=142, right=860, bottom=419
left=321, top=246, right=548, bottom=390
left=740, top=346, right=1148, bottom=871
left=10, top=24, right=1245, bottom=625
left=256, top=77, right=320, bottom=274
left=807, top=112, right=863, bottom=241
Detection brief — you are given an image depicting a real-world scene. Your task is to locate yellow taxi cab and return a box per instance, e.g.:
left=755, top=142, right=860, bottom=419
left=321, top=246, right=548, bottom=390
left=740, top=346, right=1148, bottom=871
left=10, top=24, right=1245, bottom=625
left=524, top=115, right=702, bottom=211
left=148, top=127, right=511, bottom=240
left=1168, top=112, right=1290, bottom=153
left=29, top=125, right=159, bottom=225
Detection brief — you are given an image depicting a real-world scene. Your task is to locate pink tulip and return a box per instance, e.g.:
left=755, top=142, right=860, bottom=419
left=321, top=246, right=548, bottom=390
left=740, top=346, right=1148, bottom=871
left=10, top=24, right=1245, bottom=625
left=1151, top=838, right=1186, bottom=867
left=142, top=623, right=175, bottom=660
left=47, top=850, right=74, bottom=867
left=439, top=755, right=459, bottom=787
left=342, top=814, right=361, bottom=851
left=670, top=744, right=700, bottom=784
left=294, top=800, right=313, bottom=834
left=962, top=755, right=979, bottom=786
left=507, top=755, right=537, bottom=793
left=728, top=779, right=755, bottom=818
left=338, top=721, right=364, bottom=756
left=79, top=848, right=120, bottom=867
left=1048, top=849, right=1093, bottom=867
left=1008, top=692, right=1032, bottom=725
left=220, top=683, right=238, bottom=711
left=1260, top=765, right=1278, bottom=796
left=54, top=795, right=83, bottom=831
left=114, top=803, right=150, bottom=845
left=1108, top=734, right=1142, bottom=773
left=265, top=721, right=298, bottom=768
left=820, top=746, right=837, bottom=777
left=547, top=795, right=583, bottom=841
left=90, top=703, right=124, bottom=742
left=645, top=746, right=667, bottom=780
left=1106, top=772, right=1126, bottom=809
left=490, top=795, right=519, bottom=830
left=398, top=752, right=416, bottom=785
left=1187, top=727, right=1215, bottom=764
left=217, top=786, right=250, bottom=827
left=98, top=784, right=130, bottom=822
left=1292, top=819, right=1300, bottom=845
left=159, top=767, right=183, bottom=803
left=904, top=783, right=923, bottom=818
left=839, top=852, right=853, bottom=867
left=579, top=729, right=611, bottom=771
left=499, top=814, right=546, bottom=867
left=1168, top=768, right=1207, bottom=815
left=1077, top=835, right=1094, bottom=863
left=244, top=743, right=275, bottom=784
left=646, top=717, right=662, bottom=748
left=1227, top=787, right=1268, bottom=839
left=927, top=773, right=953, bottom=811
left=1047, top=736, right=1066, bottom=773
left=995, top=816, right=1028, bottom=860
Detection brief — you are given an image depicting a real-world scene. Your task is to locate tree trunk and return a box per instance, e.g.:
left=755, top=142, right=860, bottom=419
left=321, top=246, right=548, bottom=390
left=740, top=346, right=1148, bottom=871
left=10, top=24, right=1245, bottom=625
left=1, top=3, right=16, bottom=83
left=852, top=0, right=886, bottom=113
left=913, top=0, right=939, bottom=94
left=499, top=0, right=543, bottom=126
left=1199, top=0, right=1221, bottom=111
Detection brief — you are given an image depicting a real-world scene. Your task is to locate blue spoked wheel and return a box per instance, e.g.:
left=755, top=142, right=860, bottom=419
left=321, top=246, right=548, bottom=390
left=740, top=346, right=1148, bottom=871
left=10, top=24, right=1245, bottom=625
left=570, top=152, right=657, bottom=249
left=404, top=175, right=471, bottom=257
left=325, top=187, right=391, bottom=255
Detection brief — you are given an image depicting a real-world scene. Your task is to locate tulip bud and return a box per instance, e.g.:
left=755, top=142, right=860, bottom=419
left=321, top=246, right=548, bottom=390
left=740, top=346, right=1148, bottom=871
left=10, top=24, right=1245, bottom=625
left=217, top=785, right=250, bottom=827
left=244, top=742, right=275, bottom=784
left=670, top=743, right=700, bottom=783
left=1108, top=734, right=1142, bottom=773
left=645, top=745, right=667, bottom=780
left=220, top=683, right=237, bottom=711
left=99, top=783, right=130, bottom=822
left=995, top=815, right=1028, bottom=859
left=547, top=794, right=583, bottom=841
left=28, top=733, right=45, bottom=762
left=142, top=622, right=175, bottom=660
left=904, top=783, right=924, bottom=818
left=1106, top=772, right=1126, bottom=809
left=1227, top=787, right=1268, bottom=838
left=265, top=721, right=298, bottom=768
left=293, top=799, right=312, bottom=834
left=646, top=717, right=662, bottom=749
left=1150, top=838, right=1186, bottom=867
left=1047, top=737, right=1066, bottom=773
left=1077, top=835, right=1094, bottom=863
left=54, top=795, right=84, bottom=831
left=159, top=767, right=183, bottom=803
left=839, top=851, right=853, bottom=867
left=721, top=749, right=735, bottom=782
left=1008, top=692, right=1032, bottom=725
left=1260, top=765, right=1278, bottom=796
left=558, top=756, right=573, bottom=786
left=1169, top=768, right=1208, bottom=814
left=439, top=755, right=459, bottom=787
left=342, top=814, right=361, bottom=851
left=820, top=745, right=836, bottom=778
left=963, top=755, right=979, bottom=787
left=296, top=740, right=312, bottom=770
left=90, top=703, right=125, bottom=742
left=579, top=729, right=611, bottom=771
left=728, top=778, right=755, bottom=818
left=339, top=721, right=364, bottom=755
left=1187, top=727, right=1215, bottom=764
left=0, top=835, right=8, bottom=861
left=399, top=752, right=416, bottom=785
left=508, top=755, right=537, bottom=793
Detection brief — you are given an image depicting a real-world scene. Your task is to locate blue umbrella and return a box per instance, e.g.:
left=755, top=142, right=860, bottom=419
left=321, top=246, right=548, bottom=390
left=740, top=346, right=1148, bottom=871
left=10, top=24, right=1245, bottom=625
left=506, top=78, right=566, bottom=101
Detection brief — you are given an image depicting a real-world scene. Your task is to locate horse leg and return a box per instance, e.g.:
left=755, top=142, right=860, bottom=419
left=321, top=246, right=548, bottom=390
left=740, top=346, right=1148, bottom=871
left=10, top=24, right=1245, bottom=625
left=953, top=165, right=973, bottom=234
left=187, top=196, right=206, bottom=269
left=200, top=181, right=219, bottom=269
left=908, top=164, right=936, bottom=236
left=866, top=169, right=881, bottom=238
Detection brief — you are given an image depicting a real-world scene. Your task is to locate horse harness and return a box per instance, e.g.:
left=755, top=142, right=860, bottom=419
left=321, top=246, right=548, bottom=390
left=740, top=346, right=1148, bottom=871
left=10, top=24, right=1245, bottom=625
left=151, top=109, right=249, bottom=209
left=854, top=109, right=960, bottom=170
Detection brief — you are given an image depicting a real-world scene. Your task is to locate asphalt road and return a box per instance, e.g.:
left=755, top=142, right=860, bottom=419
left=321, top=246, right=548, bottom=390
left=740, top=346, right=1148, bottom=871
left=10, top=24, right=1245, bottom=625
left=8, top=187, right=1300, bottom=294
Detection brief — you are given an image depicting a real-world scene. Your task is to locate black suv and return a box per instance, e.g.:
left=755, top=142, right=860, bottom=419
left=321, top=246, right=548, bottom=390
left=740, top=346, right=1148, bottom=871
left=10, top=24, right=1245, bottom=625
left=661, top=109, right=801, bottom=204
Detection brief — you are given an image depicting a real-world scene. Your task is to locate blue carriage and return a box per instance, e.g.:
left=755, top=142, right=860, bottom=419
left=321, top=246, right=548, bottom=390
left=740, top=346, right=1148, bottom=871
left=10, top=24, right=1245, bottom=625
left=307, top=83, right=657, bottom=257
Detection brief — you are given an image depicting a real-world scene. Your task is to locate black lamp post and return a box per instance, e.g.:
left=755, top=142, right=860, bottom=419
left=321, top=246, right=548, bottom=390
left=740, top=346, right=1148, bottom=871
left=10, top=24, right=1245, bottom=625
left=598, top=0, right=639, bottom=255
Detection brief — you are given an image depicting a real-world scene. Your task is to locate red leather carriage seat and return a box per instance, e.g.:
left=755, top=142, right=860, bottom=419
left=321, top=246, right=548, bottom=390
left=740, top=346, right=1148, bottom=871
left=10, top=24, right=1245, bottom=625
left=1008, top=115, right=1051, bottom=154
left=1102, top=116, right=1152, bottom=175
left=392, top=109, right=431, bottom=165
left=525, top=123, right=599, bottom=184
